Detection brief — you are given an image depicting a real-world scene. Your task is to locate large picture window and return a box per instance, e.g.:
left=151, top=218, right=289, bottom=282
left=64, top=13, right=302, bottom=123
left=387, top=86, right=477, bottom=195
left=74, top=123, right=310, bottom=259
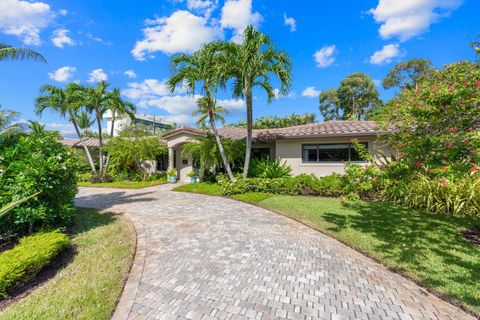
left=302, top=143, right=368, bottom=162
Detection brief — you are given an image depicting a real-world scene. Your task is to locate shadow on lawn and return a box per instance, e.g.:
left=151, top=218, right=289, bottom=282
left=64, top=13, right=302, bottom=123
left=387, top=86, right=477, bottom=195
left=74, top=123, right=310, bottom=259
left=322, top=200, right=480, bottom=309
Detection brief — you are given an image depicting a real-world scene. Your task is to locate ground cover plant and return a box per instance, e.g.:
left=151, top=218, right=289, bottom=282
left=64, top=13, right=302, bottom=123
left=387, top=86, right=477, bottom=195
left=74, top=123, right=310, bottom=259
left=0, top=208, right=135, bottom=320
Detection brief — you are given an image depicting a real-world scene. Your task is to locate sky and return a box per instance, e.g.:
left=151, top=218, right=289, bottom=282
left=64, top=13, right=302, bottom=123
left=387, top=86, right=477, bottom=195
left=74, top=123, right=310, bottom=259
left=0, top=0, right=479, bottom=137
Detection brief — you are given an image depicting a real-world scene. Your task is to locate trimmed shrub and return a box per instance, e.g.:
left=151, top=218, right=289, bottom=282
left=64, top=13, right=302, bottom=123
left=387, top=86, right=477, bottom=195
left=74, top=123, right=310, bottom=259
left=249, top=159, right=292, bottom=179
left=0, top=230, right=70, bottom=297
left=341, top=163, right=384, bottom=199
left=0, top=133, right=78, bottom=239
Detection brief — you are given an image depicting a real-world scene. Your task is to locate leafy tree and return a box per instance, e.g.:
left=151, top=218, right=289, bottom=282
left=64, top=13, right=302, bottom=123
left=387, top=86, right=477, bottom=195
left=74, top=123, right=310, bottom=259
left=0, top=43, right=46, bottom=63
left=77, top=111, right=94, bottom=136
left=222, top=25, right=292, bottom=179
left=318, top=89, right=341, bottom=121
left=35, top=83, right=97, bottom=173
left=383, top=58, right=434, bottom=90
left=83, top=81, right=111, bottom=174
left=168, top=42, right=235, bottom=181
left=320, top=72, right=381, bottom=120
left=380, top=61, right=480, bottom=174
left=231, top=112, right=316, bottom=129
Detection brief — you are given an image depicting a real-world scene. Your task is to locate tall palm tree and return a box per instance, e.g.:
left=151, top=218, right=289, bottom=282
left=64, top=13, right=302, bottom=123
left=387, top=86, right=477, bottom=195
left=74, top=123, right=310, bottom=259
left=168, top=42, right=235, bottom=181
left=27, top=120, right=45, bottom=134
left=0, top=106, right=20, bottom=136
left=104, top=88, right=136, bottom=172
left=221, top=25, right=292, bottom=178
left=77, top=111, right=94, bottom=136
left=35, top=83, right=97, bottom=173
left=83, top=81, right=111, bottom=174
left=0, top=43, right=46, bottom=63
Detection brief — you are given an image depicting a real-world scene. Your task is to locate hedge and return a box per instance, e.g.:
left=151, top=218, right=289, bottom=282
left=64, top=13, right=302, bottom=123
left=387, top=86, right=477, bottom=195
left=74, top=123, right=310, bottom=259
left=0, top=230, right=70, bottom=297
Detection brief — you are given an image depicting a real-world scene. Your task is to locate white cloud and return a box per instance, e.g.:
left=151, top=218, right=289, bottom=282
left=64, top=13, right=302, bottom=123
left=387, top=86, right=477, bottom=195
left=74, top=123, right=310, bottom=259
left=51, top=28, right=76, bottom=48
left=186, top=0, right=218, bottom=18
left=301, top=86, right=321, bottom=97
left=58, top=9, right=68, bottom=16
left=0, top=0, right=53, bottom=45
left=369, top=0, right=463, bottom=41
left=132, top=10, right=223, bottom=60
left=218, top=98, right=244, bottom=111
left=220, top=0, right=262, bottom=41
left=87, top=68, right=108, bottom=83
left=48, top=66, right=76, bottom=82
left=122, top=79, right=172, bottom=100
left=86, top=33, right=112, bottom=45
left=373, top=79, right=382, bottom=87
left=44, top=122, right=76, bottom=136
left=283, top=13, right=296, bottom=32
left=313, top=45, right=336, bottom=68
left=370, top=43, right=402, bottom=65
left=124, top=70, right=137, bottom=79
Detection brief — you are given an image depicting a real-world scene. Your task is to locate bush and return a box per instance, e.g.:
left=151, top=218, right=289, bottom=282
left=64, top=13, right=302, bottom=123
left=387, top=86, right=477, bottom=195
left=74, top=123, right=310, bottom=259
left=0, top=230, right=70, bottom=297
left=341, top=163, right=384, bottom=199
left=249, top=159, right=292, bottom=178
left=0, top=133, right=78, bottom=239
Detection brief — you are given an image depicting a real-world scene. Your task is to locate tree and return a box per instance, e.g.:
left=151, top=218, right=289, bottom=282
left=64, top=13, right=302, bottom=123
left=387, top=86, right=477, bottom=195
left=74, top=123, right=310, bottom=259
left=222, top=25, right=292, bottom=179
left=231, top=113, right=316, bottom=129
left=319, top=89, right=341, bottom=121
left=383, top=58, right=434, bottom=90
left=0, top=43, right=46, bottom=63
left=0, top=106, right=20, bottom=136
left=83, top=81, right=111, bottom=175
left=168, top=42, right=235, bottom=181
left=35, top=83, right=97, bottom=173
left=77, top=111, right=94, bottom=136
left=27, top=120, right=45, bottom=134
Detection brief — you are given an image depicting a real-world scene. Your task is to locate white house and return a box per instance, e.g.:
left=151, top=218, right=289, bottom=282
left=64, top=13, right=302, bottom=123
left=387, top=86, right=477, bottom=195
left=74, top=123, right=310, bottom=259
left=104, top=112, right=173, bottom=137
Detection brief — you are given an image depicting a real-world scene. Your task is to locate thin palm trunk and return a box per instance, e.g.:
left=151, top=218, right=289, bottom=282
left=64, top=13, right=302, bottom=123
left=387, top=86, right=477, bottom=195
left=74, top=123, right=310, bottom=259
left=96, top=114, right=104, bottom=174
left=242, top=90, right=253, bottom=179
left=209, top=113, right=235, bottom=181
left=104, top=112, right=116, bottom=172
left=70, top=112, right=96, bottom=173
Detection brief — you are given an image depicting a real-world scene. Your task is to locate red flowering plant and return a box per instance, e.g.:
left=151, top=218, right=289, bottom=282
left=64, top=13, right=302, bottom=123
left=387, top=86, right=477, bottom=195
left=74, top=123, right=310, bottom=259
left=380, top=61, right=479, bottom=179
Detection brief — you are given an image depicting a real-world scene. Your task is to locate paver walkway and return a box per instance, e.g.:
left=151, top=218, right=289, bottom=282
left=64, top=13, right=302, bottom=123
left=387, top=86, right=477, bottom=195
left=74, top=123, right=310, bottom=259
left=75, top=184, right=473, bottom=320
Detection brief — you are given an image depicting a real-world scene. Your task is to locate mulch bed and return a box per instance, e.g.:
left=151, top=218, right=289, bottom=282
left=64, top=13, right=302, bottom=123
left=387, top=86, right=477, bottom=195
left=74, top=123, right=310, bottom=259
left=0, top=245, right=76, bottom=311
left=463, top=226, right=480, bottom=245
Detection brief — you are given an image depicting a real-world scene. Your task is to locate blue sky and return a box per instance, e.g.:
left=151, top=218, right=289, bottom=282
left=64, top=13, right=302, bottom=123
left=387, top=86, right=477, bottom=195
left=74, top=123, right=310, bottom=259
left=1, top=0, right=478, bottom=136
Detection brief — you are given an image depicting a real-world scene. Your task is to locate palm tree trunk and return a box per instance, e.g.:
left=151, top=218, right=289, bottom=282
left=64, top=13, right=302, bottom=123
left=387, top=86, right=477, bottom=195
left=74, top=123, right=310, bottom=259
left=70, top=112, right=97, bottom=174
left=242, top=90, right=253, bottom=179
left=104, top=111, right=116, bottom=173
left=209, top=113, right=235, bottom=181
left=96, top=114, right=104, bottom=175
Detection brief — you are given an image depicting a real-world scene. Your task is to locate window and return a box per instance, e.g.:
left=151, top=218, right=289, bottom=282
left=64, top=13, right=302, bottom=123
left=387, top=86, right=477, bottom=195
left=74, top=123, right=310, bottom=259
left=302, top=143, right=368, bottom=162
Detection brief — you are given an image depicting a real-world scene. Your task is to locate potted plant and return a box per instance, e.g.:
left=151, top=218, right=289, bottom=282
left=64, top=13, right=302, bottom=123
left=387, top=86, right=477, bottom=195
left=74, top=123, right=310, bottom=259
left=187, top=171, right=198, bottom=183
left=167, top=168, right=177, bottom=184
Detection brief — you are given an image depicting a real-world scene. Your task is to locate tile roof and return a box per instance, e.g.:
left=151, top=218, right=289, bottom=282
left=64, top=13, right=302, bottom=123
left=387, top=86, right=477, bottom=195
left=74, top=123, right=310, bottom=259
left=161, top=121, right=384, bottom=141
left=60, top=137, right=106, bottom=148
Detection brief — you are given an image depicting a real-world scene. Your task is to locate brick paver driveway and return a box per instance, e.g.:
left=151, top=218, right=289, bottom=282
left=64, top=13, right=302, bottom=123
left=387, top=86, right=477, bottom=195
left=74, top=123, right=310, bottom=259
left=76, top=185, right=473, bottom=320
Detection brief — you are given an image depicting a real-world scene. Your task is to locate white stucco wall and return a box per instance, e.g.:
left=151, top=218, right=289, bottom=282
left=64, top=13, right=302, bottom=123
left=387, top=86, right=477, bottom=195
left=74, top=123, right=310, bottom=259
left=165, top=132, right=199, bottom=182
left=275, top=136, right=388, bottom=177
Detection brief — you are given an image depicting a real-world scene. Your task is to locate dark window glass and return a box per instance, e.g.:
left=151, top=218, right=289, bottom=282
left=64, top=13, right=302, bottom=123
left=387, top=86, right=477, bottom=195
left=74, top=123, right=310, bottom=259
left=302, top=143, right=368, bottom=162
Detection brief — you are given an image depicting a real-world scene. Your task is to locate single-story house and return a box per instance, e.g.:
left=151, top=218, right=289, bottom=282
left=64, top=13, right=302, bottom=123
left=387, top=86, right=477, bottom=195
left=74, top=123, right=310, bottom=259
left=162, top=120, right=390, bottom=182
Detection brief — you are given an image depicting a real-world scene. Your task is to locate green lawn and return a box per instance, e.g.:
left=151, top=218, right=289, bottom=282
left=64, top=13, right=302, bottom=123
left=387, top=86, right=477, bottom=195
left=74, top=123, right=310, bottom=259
left=0, top=208, right=135, bottom=320
left=256, top=195, right=480, bottom=315
left=79, top=179, right=167, bottom=189
left=174, top=182, right=223, bottom=196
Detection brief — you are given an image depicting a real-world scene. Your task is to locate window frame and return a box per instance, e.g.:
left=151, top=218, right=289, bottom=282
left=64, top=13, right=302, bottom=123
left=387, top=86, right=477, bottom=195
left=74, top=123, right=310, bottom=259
left=301, top=142, right=368, bottom=163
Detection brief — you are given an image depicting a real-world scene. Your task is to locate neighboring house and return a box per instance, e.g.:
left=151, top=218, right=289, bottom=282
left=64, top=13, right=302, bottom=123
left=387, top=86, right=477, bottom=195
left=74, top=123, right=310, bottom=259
left=162, top=120, right=390, bottom=182
left=105, top=112, right=173, bottom=137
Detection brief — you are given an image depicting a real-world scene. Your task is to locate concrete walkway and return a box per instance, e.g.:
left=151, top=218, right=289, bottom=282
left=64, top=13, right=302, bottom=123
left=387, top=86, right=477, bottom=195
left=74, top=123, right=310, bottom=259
left=75, top=184, right=473, bottom=320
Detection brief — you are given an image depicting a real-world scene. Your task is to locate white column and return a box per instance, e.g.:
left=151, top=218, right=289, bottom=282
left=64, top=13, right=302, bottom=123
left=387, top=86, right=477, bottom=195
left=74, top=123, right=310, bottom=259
left=168, top=147, right=174, bottom=170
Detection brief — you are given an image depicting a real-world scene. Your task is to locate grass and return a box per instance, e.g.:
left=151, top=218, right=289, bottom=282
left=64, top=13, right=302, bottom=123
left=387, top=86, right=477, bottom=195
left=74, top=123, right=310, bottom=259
left=0, top=208, right=135, bottom=320
left=254, top=195, right=480, bottom=315
left=78, top=179, right=167, bottom=189
left=231, top=192, right=272, bottom=204
left=174, top=182, right=223, bottom=196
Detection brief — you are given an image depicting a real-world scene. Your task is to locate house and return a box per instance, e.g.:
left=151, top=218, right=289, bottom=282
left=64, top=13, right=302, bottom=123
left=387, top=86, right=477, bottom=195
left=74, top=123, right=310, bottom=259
left=105, top=112, right=173, bottom=137
left=162, top=120, right=390, bottom=182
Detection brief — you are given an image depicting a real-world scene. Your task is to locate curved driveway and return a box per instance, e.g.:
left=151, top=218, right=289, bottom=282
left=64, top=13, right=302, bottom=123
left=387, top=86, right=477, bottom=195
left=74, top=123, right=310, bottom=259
left=75, top=184, right=473, bottom=320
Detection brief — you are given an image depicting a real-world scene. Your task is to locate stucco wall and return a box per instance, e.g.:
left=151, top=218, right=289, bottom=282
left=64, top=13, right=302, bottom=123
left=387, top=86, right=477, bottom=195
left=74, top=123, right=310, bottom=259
left=275, top=136, right=388, bottom=177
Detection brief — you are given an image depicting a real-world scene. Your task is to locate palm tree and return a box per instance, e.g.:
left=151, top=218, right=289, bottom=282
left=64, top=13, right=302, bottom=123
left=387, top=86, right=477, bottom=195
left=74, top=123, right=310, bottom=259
left=168, top=42, right=235, bottom=181
left=221, top=25, right=292, bottom=178
left=83, top=80, right=111, bottom=174
left=0, top=43, right=46, bottom=63
left=35, top=83, right=97, bottom=173
left=104, top=87, right=136, bottom=172
left=27, top=120, right=45, bottom=134
left=0, top=106, right=20, bottom=136
left=77, top=111, right=94, bottom=136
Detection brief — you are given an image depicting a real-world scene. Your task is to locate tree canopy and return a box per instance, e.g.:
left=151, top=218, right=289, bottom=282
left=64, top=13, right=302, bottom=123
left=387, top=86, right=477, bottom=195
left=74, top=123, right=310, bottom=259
left=382, top=58, right=435, bottom=90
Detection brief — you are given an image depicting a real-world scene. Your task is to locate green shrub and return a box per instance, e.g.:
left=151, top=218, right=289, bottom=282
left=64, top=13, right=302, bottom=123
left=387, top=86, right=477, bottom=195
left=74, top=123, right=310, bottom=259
left=382, top=173, right=480, bottom=216
left=0, top=133, right=78, bottom=239
left=0, top=230, right=70, bottom=297
left=341, top=163, right=383, bottom=199
left=249, top=159, right=292, bottom=179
